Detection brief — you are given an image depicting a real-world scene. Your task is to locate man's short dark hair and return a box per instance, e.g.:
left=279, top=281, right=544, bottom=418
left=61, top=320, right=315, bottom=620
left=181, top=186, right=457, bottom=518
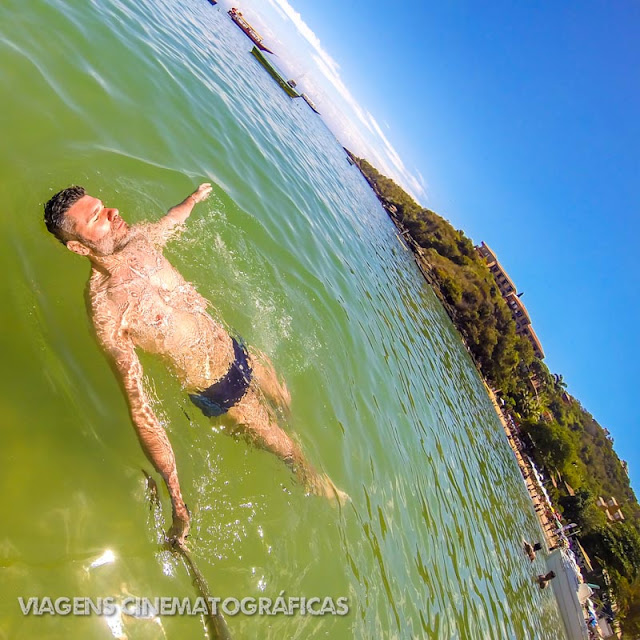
left=44, top=185, right=86, bottom=244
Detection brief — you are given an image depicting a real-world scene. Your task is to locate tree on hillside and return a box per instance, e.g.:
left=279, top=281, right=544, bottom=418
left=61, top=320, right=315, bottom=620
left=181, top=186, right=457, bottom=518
left=522, top=420, right=577, bottom=470
left=353, top=154, right=640, bottom=628
left=617, top=576, right=640, bottom=636
left=583, top=523, right=640, bottom=584
left=559, top=488, right=607, bottom=534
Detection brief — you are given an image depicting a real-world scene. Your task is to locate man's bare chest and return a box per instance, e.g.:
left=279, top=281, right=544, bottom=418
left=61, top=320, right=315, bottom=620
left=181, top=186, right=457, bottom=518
left=91, top=244, right=206, bottom=329
left=89, top=246, right=231, bottom=386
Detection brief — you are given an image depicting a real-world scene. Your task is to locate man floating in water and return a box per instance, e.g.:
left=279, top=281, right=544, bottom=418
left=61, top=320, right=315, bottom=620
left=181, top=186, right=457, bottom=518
left=44, top=183, right=344, bottom=547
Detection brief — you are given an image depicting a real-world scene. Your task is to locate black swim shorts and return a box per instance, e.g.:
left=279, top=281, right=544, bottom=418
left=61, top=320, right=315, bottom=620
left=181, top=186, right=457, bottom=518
left=189, top=338, right=252, bottom=417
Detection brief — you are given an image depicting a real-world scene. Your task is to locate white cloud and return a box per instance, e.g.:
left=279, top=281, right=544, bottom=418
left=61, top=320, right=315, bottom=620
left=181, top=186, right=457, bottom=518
left=256, top=0, right=426, bottom=202
left=265, top=0, right=341, bottom=77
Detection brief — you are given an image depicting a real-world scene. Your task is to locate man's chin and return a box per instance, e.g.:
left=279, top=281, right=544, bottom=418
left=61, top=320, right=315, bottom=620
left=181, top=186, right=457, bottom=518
left=113, top=226, right=132, bottom=250
left=89, top=229, right=131, bottom=257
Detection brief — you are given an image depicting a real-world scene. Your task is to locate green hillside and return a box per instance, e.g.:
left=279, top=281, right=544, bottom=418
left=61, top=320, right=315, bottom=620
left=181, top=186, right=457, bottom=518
left=353, top=155, right=640, bottom=635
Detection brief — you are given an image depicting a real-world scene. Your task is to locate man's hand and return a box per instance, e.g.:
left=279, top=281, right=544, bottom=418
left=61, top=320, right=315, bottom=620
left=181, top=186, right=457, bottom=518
left=191, top=182, right=213, bottom=204
left=167, top=507, right=191, bottom=548
left=158, top=182, right=214, bottom=240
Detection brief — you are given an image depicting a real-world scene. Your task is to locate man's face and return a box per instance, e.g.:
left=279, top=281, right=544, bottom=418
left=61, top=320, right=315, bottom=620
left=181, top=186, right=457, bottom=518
left=65, top=194, right=130, bottom=256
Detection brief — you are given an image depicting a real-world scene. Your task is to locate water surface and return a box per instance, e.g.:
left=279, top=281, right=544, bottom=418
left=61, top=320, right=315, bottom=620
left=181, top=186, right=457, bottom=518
left=0, top=0, right=564, bottom=637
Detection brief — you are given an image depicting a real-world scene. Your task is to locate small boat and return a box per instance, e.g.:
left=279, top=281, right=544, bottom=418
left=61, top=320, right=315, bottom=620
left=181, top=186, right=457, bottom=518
left=301, top=93, right=320, bottom=115
left=250, top=47, right=300, bottom=98
left=228, top=8, right=273, bottom=54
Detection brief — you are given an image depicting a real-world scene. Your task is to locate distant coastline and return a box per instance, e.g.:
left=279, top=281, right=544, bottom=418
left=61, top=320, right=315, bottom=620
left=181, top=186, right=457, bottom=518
left=348, top=149, right=640, bottom=636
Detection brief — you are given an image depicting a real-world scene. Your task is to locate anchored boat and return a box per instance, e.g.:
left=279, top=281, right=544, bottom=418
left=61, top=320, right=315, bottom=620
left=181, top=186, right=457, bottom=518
left=250, top=47, right=300, bottom=98
left=228, top=8, right=273, bottom=54
left=301, top=93, right=320, bottom=114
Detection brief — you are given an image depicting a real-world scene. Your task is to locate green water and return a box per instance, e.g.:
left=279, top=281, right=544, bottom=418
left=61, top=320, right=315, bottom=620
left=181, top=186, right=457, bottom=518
left=0, top=0, right=565, bottom=638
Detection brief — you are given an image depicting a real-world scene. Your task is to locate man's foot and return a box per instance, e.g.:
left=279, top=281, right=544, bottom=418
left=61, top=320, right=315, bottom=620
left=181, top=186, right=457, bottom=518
left=311, top=473, right=350, bottom=506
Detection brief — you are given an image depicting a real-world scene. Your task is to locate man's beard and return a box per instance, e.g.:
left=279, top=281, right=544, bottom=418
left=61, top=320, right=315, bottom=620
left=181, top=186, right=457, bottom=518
left=87, top=225, right=131, bottom=256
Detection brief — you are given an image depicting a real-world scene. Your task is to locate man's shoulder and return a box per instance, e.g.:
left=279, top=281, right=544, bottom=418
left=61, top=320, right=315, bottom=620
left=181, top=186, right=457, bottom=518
left=130, top=221, right=169, bottom=246
left=87, top=291, right=125, bottom=342
left=88, top=269, right=107, bottom=296
left=87, top=272, right=117, bottom=316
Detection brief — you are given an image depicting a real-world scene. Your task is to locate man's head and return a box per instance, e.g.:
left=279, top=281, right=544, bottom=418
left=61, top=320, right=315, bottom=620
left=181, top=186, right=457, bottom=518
left=44, top=186, right=130, bottom=257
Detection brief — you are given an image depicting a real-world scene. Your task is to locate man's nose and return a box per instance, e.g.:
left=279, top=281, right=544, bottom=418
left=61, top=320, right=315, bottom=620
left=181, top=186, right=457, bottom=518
left=106, top=208, right=119, bottom=221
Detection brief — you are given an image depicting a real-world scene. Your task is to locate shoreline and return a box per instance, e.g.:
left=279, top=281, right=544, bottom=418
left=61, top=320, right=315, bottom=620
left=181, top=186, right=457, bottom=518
left=349, top=153, right=620, bottom=638
left=352, top=154, right=563, bottom=550
left=484, top=384, right=561, bottom=550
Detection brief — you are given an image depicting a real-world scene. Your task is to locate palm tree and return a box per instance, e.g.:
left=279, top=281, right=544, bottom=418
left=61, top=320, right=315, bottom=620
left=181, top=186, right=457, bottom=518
left=553, top=373, right=568, bottom=390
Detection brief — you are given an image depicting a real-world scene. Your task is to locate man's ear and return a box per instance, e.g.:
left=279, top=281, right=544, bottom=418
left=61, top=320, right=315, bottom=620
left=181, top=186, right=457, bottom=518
left=66, top=240, right=91, bottom=256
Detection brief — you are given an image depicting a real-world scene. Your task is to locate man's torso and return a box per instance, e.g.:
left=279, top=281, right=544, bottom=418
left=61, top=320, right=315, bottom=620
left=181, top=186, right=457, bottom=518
left=88, top=226, right=234, bottom=391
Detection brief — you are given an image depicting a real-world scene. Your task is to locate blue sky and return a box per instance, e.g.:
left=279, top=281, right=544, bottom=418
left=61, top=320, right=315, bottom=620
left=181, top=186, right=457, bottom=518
left=225, top=0, right=640, bottom=492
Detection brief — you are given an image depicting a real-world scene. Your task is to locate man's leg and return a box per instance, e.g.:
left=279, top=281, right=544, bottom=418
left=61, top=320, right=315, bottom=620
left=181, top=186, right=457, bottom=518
left=248, top=349, right=291, bottom=410
left=226, top=388, right=346, bottom=502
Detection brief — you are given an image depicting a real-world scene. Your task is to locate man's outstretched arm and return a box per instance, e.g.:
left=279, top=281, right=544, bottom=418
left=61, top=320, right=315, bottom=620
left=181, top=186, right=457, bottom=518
left=94, top=314, right=190, bottom=545
left=155, top=182, right=213, bottom=239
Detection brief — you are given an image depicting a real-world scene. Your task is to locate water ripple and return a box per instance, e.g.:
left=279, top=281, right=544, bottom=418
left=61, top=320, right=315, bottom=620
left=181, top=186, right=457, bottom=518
left=0, top=0, right=565, bottom=637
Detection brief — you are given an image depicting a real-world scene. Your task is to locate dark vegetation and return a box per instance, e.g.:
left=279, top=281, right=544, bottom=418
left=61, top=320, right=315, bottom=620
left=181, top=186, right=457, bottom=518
left=353, top=155, right=640, bottom=635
